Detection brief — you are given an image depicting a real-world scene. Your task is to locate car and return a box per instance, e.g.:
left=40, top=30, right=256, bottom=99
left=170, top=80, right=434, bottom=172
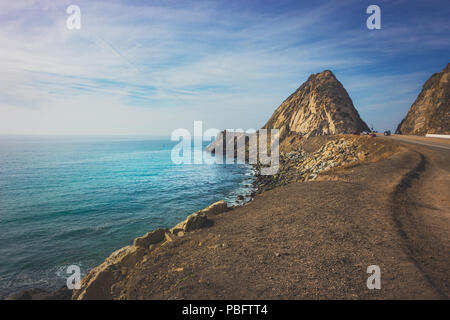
left=384, top=130, right=391, bottom=136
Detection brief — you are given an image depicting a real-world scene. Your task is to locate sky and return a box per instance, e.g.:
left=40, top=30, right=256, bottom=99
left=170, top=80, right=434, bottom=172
left=0, top=0, right=449, bottom=135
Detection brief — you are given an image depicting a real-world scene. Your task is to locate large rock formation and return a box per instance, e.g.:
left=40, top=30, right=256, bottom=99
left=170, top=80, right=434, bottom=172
left=396, top=63, right=450, bottom=135
left=263, top=70, right=369, bottom=141
left=72, top=200, right=228, bottom=300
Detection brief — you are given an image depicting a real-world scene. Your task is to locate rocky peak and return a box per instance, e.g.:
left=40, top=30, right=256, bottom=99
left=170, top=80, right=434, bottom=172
left=263, top=70, right=369, bottom=141
left=396, top=63, right=450, bottom=135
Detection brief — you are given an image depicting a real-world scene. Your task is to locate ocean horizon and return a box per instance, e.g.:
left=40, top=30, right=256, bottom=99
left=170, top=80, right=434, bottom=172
left=0, top=135, right=254, bottom=298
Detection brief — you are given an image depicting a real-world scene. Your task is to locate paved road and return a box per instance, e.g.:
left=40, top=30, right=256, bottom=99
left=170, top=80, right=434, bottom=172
left=379, top=134, right=450, bottom=150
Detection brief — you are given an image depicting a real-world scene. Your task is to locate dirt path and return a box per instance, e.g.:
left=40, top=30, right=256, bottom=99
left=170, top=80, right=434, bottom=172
left=385, top=139, right=450, bottom=298
left=97, top=142, right=448, bottom=299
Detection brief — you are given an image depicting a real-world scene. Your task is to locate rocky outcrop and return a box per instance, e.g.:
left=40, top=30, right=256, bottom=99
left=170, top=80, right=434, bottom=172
left=205, top=70, right=369, bottom=158
left=396, top=63, right=450, bottom=135
left=133, top=228, right=168, bottom=248
left=170, top=200, right=228, bottom=235
left=253, top=135, right=390, bottom=192
left=72, top=200, right=228, bottom=300
left=263, top=70, right=369, bottom=141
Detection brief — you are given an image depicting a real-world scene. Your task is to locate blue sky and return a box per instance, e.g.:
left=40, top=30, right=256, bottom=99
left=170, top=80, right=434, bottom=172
left=0, top=0, right=449, bottom=135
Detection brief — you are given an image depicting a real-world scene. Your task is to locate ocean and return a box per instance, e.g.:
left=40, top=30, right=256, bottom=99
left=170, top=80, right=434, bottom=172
left=0, top=135, right=254, bottom=298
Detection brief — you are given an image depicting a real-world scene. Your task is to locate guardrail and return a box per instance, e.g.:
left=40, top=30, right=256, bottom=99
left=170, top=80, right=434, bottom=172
left=425, top=134, right=450, bottom=139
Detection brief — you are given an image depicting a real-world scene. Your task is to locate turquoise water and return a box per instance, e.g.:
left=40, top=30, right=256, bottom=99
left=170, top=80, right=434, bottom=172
left=0, top=136, right=253, bottom=298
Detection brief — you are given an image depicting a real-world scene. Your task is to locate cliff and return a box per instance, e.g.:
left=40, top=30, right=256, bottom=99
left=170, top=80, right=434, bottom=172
left=396, top=63, right=450, bottom=135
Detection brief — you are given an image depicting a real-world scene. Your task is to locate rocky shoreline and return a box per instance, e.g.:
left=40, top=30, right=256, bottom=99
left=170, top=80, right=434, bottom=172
left=70, top=200, right=231, bottom=299
left=6, top=199, right=240, bottom=300
left=6, top=173, right=254, bottom=300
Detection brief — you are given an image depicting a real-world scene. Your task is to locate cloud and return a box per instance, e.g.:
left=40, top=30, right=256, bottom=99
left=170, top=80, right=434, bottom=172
left=0, top=0, right=449, bottom=134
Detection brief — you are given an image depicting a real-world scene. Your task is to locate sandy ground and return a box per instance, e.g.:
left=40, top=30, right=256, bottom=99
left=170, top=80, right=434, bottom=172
left=99, top=139, right=449, bottom=300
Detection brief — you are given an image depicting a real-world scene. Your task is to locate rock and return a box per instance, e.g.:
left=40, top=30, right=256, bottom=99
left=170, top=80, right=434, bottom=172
left=72, top=245, right=146, bottom=300
left=237, top=195, right=244, bottom=201
left=184, top=212, right=208, bottom=232
left=396, top=63, right=450, bottom=135
left=71, top=200, right=228, bottom=300
left=109, top=247, right=138, bottom=267
left=357, top=152, right=365, bottom=161
left=133, top=228, right=168, bottom=248
left=263, top=70, right=369, bottom=141
left=170, top=224, right=184, bottom=235
left=200, top=200, right=228, bottom=217
left=165, top=232, right=177, bottom=242
left=252, top=134, right=373, bottom=189
left=170, top=201, right=224, bottom=234
left=206, top=70, right=370, bottom=156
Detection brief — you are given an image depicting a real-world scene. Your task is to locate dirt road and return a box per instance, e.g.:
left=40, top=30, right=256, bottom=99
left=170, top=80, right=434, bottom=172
left=380, top=134, right=450, bottom=298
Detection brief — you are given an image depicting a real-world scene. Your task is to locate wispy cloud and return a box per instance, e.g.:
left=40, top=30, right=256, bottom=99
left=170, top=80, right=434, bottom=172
left=0, top=0, right=449, bottom=134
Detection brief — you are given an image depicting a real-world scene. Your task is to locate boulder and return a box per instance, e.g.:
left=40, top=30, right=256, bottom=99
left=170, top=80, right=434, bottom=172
left=184, top=212, right=208, bottom=232
left=133, top=228, right=168, bottom=248
left=165, top=232, right=177, bottom=242
left=357, top=152, right=366, bottom=161
left=72, top=245, right=145, bottom=300
left=200, top=200, right=228, bottom=217
left=170, top=200, right=226, bottom=234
